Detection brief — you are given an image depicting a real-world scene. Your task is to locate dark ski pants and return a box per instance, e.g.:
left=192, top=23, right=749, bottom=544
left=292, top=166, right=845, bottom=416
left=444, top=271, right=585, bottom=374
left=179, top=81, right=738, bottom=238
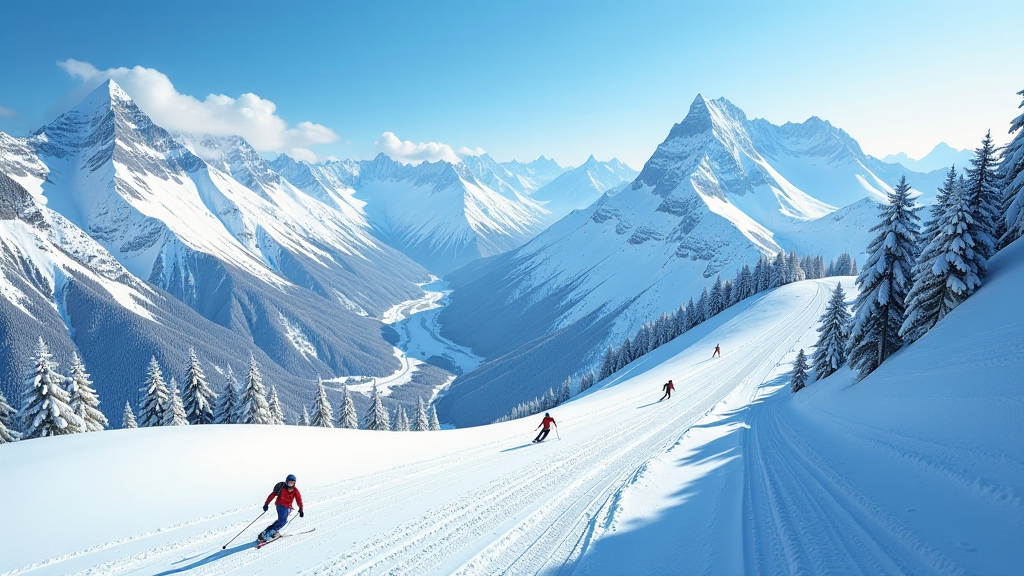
left=267, top=504, right=291, bottom=534
left=534, top=428, right=551, bottom=442
left=660, top=391, right=672, bottom=401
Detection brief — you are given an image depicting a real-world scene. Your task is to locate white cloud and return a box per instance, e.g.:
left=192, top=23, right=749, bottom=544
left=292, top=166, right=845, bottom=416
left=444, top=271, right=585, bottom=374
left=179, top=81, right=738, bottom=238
left=0, top=104, right=15, bottom=117
left=375, top=132, right=461, bottom=164
left=57, top=59, right=337, bottom=160
left=374, top=132, right=486, bottom=165
left=458, top=146, right=486, bottom=157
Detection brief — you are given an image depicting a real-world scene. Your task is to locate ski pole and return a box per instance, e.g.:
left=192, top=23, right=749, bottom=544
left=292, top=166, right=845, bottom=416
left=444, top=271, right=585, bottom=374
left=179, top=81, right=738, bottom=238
left=222, top=510, right=265, bottom=549
left=556, top=427, right=561, bottom=440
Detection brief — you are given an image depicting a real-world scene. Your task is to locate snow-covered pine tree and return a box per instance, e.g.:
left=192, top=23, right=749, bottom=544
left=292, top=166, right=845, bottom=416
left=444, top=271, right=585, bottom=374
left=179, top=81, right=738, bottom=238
left=337, top=385, right=359, bottom=429
left=429, top=405, right=441, bottom=430
left=632, top=324, right=650, bottom=357
left=709, top=276, right=724, bottom=316
left=165, top=378, right=189, bottom=426
left=21, top=339, right=83, bottom=439
left=848, top=176, right=921, bottom=379
left=392, top=406, right=410, bottom=431
left=579, top=370, right=595, bottom=393
left=181, top=348, right=216, bottom=425
left=814, top=255, right=827, bottom=279
left=770, top=252, right=787, bottom=287
left=67, top=354, right=107, bottom=432
left=239, top=355, right=272, bottom=425
left=614, top=338, right=632, bottom=370
left=696, top=288, right=709, bottom=323
left=0, top=388, right=21, bottom=443
left=722, top=280, right=733, bottom=308
left=298, top=407, right=310, bottom=426
left=901, top=179, right=987, bottom=343
left=753, top=256, right=767, bottom=292
left=414, top=398, right=429, bottom=431
left=542, top=387, right=558, bottom=410
left=738, top=264, right=754, bottom=300
left=673, top=306, right=686, bottom=336
left=791, top=349, right=811, bottom=393
left=138, top=356, right=170, bottom=428
left=309, top=378, right=335, bottom=428
left=214, top=365, right=240, bottom=424
left=560, top=376, right=572, bottom=403
left=801, top=255, right=814, bottom=279
left=122, top=401, right=137, bottom=429
left=812, top=282, right=851, bottom=380
left=684, top=297, right=698, bottom=330
left=363, top=383, right=391, bottom=431
left=1000, top=89, right=1024, bottom=247
left=268, top=385, right=285, bottom=425
left=597, top=346, right=615, bottom=381
left=787, top=250, right=805, bottom=283
left=964, top=131, right=1002, bottom=259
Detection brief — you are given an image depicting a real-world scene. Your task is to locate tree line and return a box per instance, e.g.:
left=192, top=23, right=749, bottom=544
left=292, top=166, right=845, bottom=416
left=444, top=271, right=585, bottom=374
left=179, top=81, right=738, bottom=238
left=0, top=343, right=441, bottom=443
left=493, top=249, right=858, bottom=423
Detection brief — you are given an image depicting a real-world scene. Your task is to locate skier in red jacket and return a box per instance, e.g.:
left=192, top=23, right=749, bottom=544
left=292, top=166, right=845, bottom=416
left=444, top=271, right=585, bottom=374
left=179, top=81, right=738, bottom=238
left=258, top=474, right=304, bottom=542
left=712, top=344, right=722, bottom=358
left=533, top=413, right=557, bottom=443
left=659, top=379, right=675, bottom=402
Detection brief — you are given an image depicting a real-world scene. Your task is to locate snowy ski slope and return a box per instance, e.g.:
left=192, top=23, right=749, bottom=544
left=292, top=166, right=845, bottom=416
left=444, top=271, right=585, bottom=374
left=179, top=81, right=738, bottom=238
left=2, top=251, right=1020, bottom=574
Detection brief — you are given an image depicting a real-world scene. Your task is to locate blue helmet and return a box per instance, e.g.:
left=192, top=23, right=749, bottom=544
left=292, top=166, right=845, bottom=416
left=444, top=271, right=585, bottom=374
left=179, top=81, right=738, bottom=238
left=545, top=413, right=550, bottom=417
left=286, top=474, right=296, bottom=483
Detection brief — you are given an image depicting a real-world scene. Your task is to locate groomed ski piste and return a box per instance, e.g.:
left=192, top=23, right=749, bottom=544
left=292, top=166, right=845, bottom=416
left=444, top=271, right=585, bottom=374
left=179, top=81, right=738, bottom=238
left=2, top=241, right=1022, bottom=575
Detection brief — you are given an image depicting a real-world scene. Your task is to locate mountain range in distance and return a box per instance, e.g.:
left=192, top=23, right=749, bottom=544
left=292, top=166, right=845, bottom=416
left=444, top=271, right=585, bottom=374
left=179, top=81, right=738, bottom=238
left=0, top=80, right=962, bottom=426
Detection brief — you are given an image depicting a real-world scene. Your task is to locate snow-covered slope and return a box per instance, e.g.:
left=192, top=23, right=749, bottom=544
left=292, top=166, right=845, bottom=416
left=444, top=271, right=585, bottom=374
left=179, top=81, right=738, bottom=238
left=6, top=256, right=1017, bottom=574
left=272, top=153, right=551, bottom=274
left=0, top=276, right=838, bottom=575
left=579, top=240, right=1024, bottom=575
left=530, top=155, right=638, bottom=222
left=437, top=95, right=945, bottom=424
left=0, top=80, right=431, bottom=419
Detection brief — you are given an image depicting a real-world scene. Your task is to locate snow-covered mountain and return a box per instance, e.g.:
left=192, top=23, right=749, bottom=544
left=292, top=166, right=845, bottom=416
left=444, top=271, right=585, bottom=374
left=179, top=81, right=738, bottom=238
left=436, top=95, right=946, bottom=425
left=271, top=152, right=554, bottom=274
left=0, top=80, right=431, bottom=420
left=0, top=171, right=335, bottom=420
left=461, top=154, right=568, bottom=198
left=530, top=155, right=638, bottom=222
left=883, top=142, right=973, bottom=174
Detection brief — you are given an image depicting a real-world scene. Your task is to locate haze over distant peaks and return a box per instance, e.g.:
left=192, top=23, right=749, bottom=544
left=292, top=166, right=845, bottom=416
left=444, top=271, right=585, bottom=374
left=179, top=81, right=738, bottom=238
left=882, top=142, right=973, bottom=174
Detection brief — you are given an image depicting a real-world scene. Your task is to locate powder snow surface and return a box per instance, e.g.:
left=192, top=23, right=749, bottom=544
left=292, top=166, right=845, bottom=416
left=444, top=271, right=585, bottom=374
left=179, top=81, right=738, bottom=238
left=1, top=242, right=1020, bottom=574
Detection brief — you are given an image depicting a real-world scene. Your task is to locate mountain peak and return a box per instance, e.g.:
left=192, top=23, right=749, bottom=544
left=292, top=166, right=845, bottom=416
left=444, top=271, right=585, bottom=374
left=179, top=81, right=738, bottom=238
left=103, top=79, right=132, bottom=102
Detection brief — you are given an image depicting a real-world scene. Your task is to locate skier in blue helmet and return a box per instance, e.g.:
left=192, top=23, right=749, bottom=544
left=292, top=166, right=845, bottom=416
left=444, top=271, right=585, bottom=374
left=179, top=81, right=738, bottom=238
left=258, top=474, right=304, bottom=542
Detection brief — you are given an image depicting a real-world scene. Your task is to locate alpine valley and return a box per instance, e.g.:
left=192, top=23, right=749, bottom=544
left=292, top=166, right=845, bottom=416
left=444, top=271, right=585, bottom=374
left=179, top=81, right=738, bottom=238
left=1, top=83, right=947, bottom=427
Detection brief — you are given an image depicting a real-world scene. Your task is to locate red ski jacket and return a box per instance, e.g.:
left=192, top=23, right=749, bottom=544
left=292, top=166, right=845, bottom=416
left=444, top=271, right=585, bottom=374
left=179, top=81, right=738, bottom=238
left=265, top=486, right=304, bottom=509
left=663, top=382, right=675, bottom=391
left=540, top=416, right=556, bottom=430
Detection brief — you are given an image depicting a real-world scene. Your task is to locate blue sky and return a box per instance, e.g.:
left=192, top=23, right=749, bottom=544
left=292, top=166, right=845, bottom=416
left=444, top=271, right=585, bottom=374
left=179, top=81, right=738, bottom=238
left=0, top=0, right=1021, bottom=168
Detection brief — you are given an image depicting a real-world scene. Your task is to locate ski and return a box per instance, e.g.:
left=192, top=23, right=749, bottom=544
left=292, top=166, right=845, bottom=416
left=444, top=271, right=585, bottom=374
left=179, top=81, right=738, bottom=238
left=256, top=527, right=316, bottom=549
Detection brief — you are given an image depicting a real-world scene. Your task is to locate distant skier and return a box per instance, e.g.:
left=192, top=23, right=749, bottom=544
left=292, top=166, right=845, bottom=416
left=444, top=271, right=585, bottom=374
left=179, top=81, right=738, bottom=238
left=533, top=413, right=557, bottom=443
left=659, top=379, right=675, bottom=402
left=712, top=344, right=721, bottom=358
left=258, top=474, right=304, bottom=543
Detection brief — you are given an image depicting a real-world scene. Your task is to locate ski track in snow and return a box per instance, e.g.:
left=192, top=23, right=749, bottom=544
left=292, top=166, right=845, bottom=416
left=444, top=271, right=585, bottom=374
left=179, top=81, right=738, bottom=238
left=743, top=397, right=967, bottom=576
left=2, top=281, right=835, bottom=576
